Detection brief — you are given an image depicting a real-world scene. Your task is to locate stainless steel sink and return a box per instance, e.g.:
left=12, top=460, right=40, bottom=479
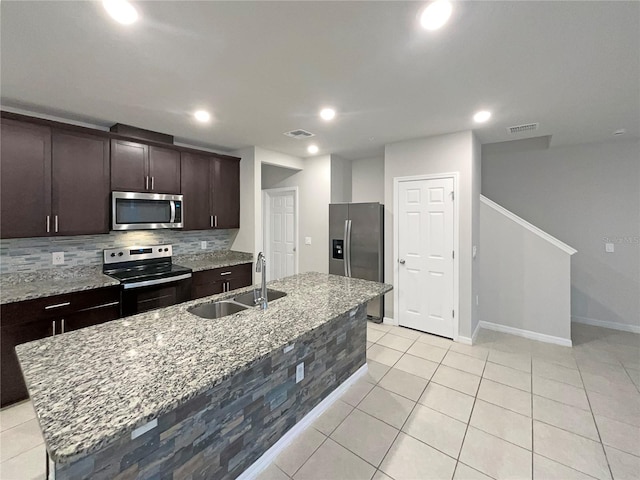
left=233, top=289, right=287, bottom=307
left=188, top=301, right=248, bottom=319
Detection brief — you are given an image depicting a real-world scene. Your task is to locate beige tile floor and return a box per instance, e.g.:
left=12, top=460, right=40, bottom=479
left=261, top=322, right=640, bottom=480
left=1, top=322, right=638, bottom=480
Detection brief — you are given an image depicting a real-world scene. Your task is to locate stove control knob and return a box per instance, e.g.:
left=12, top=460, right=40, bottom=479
left=158, top=248, right=162, bottom=252
left=110, top=253, right=116, bottom=257
left=164, top=248, right=169, bottom=252
left=118, top=252, right=123, bottom=257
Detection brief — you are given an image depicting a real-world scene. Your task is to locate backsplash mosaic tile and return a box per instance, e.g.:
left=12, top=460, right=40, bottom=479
left=0, top=230, right=236, bottom=274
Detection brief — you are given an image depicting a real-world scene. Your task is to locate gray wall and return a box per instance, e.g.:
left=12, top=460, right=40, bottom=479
left=384, top=131, right=480, bottom=340
left=480, top=200, right=573, bottom=342
left=0, top=230, right=234, bottom=273
left=482, top=138, right=640, bottom=330
left=330, top=156, right=352, bottom=203
left=352, top=157, right=384, bottom=203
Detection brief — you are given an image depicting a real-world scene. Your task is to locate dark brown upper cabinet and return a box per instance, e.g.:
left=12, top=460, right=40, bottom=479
left=1, top=120, right=110, bottom=238
left=111, top=139, right=180, bottom=194
left=0, top=119, right=52, bottom=239
left=181, top=153, right=240, bottom=230
left=52, top=130, right=110, bottom=235
left=212, top=157, right=240, bottom=229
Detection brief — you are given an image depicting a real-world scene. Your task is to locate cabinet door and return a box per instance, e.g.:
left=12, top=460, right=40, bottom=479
left=181, top=152, right=212, bottom=230
left=211, top=158, right=240, bottom=229
left=148, top=146, right=181, bottom=194
left=63, top=303, right=120, bottom=332
left=52, top=130, right=110, bottom=235
left=111, top=139, right=148, bottom=192
left=0, top=318, right=53, bottom=407
left=0, top=119, right=51, bottom=239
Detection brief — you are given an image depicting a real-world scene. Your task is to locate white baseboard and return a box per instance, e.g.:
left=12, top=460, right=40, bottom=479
left=479, top=321, right=572, bottom=347
left=237, top=364, right=368, bottom=480
left=383, top=316, right=398, bottom=326
left=572, top=316, right=640, bottom=334
left=456, top=335, right=472, bottom=345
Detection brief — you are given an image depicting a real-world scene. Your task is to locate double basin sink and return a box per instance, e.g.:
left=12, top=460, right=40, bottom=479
left=188, top=289, right=287, bottom=319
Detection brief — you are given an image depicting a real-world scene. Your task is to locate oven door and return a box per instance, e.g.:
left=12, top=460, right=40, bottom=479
left=121, top=275, right=192, bottom=316
left=112, top=191, right=183, bottom=231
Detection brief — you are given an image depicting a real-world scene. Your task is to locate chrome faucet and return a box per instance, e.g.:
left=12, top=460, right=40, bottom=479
left=254, top=252, right=268, bottom=310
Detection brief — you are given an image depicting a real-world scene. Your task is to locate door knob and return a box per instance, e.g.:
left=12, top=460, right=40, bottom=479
left=399, top=259, right=406, bottom=264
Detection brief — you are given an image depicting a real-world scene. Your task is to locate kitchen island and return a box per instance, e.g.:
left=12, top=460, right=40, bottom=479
left=16, top=272, right=391, bottom=479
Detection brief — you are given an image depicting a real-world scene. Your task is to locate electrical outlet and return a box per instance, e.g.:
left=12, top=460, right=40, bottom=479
left=305, top=237, right=312, bottom=245
left=296, top=362, right=304, bottom=383
left=605, top=243, right=615, bottom=253
left=52, top=252, right=65, bottom=265
left=200, top=241, right=207, bottom=250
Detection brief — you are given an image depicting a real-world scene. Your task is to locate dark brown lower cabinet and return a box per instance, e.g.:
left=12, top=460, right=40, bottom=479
left=0, top=287, right=120, bottom=407
left=190, top=263, right=253, bottom=300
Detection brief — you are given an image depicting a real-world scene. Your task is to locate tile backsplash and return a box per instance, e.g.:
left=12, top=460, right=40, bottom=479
left=0, top=230, right=236, bottom=274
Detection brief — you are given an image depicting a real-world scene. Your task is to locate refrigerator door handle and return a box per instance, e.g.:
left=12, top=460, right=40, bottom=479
left=345, top=219, right=353, bottom=277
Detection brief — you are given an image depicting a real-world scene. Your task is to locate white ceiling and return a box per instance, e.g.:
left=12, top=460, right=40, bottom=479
left=1, top=1, right=638, bottom=160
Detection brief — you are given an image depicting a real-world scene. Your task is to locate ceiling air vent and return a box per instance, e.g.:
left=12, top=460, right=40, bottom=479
left=507, top=123, right=539, bottom=134
left=283, top=129, right=315, bottom=139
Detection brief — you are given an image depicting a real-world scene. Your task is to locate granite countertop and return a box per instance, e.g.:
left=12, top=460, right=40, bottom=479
left=173, top=250, right=253, bottom=272
left=16, top=272, right=392, bottom=465
left=0, top=266, right=120, bottom=305
left=0, top=251, right=253, bottom=304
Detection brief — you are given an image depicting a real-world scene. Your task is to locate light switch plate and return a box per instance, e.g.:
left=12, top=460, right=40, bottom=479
left=305, top=237, right=312, bottom=245
left=200, top=241, right=207, bottom=249
left=52, top=252, right=64, bottom=265
left=605, top=243, right=615, bottom=253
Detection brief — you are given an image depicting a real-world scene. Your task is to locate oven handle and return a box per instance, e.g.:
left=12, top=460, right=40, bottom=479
left=122, top=273, right=192, bottom=290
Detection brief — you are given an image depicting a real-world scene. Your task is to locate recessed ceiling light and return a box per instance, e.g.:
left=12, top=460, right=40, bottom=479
left=420, top=0, right=452, bottom=31
left=320, top=108, right=336, bottom=121
left=103, top=0, right=138, bottom=25
left=473, top=110, right=492, bottom=123
left=307, top=145, right=319, bottom=154
left=194, top=110, right=211, bottom=123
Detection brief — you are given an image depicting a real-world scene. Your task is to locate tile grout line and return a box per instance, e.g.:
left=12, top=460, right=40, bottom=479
left=452, top=348, right=494, bottom=480
left=530, top=350, right=534, bottom=480
left=374, top=332, right=453, bottom=480
left=573, top=355, right=615, bottom=480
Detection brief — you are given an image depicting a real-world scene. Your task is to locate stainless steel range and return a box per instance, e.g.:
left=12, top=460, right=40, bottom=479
left=103, top=245, right=192, bottom=316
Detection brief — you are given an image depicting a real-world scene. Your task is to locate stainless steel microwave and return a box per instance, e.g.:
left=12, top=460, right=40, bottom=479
left=111, top=192, right=183, bottom=231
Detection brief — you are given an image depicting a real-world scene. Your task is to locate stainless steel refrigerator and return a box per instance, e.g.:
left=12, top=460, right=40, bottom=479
left=329, top=203, right=384, bottom=322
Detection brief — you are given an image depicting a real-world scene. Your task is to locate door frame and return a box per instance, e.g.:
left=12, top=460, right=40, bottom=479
left=393, top=172, right=460, bottom=341
left=262, top=187, right=299, bottom=281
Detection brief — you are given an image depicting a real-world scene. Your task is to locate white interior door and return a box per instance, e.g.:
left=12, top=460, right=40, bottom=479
left=268, top=191, right=296, bottom=280
left=398, top=177, right=455, bottom=338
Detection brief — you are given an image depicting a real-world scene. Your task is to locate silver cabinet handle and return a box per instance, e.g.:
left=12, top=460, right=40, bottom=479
left=399, top=259, right=406, bottom=264
left=52, top=321, right=56, bottom=336
left=151, top=176, right=154, bottom=190
left=210, top=215, right=214, bottom=228
left=227, top=281, right=230, bottom=292
left=54, top=215, right=59, bottom=233
left=145, top=176, right=148, bottom=190
left=214, top=215, right=218, bottom=228
left=46, top=215, right=50, bottom=233
left=61, top=319, right=65, bottom=334
left=220, top=271, right=232, bottom=276
left=45, top=301, right=70, bottom=310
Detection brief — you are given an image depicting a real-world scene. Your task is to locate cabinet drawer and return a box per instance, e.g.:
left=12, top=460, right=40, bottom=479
left=1, top=286, right=120, bottom=327
left=192, top=263, right=252, bottom=285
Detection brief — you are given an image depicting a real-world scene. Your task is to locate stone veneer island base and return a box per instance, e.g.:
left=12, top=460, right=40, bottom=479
left=16, top=273, right=391, bottom=480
